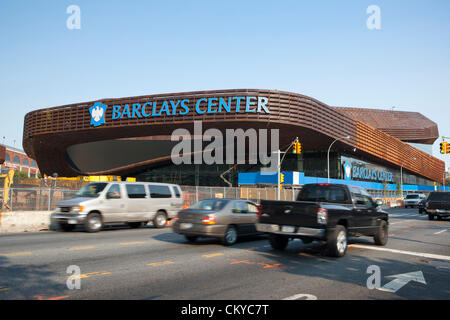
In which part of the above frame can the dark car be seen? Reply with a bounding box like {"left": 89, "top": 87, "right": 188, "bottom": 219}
{"left": 425, "top": 192, "right": 450, "bottom": 220}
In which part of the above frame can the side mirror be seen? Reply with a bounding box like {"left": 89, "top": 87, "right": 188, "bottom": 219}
{"left": 107, "top": 192, "right": 120, "bottom": 199}
{"left": 375, "top": 199, "right": 383, "bottom": 207}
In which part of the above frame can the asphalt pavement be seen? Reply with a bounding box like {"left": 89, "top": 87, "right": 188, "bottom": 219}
{"left": 0, "top": 208, "right": 448, "bottom": 300}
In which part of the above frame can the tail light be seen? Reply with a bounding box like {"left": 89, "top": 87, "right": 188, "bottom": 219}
{"left": 201, "top": 215, "right": 216, "bottom": 225}
{"left": 257, "top": 204, "right": 262, "bottom": 219}
{"left": 317, "top": 208, "right": 328, "bottom": 224}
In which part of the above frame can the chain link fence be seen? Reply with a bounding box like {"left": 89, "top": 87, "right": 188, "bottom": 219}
{"left": 0, "top": 186, "right": 301, "bottom": 212}
{"left": 0, "top": 188, "right": 78, "bottom": 211}
{"left": 1, "top": 184, "right": 405, "bottom": 212}
{"left": 180, "top": 186, "right": 302, "bottom": 208}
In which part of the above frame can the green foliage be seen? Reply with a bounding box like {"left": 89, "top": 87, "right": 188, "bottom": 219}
{"left": 13, "top": 170, "right": 29, "bottom": 179}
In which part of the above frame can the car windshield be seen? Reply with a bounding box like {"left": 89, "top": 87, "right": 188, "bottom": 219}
{"left": 190, "top": 199, "right": 229, "bottom": 211}
{"left": 76, "top": 183, "right": 108, "bottom": 198}
{"left": 427, "top": 192, "right": 450, "bottom": 202}
{"left": 406, "top": 195, "right": 419, "bottom": 199}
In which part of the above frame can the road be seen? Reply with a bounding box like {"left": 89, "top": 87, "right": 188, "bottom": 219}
{"left": 0, "top": 208, "right": 448, "bottom": 300}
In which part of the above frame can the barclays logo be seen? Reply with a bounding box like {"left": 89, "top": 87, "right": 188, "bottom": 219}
{"left": 89, "top": 102, "right": 107, "bottom": 127}
{"left": 343, "top": 161, "right": 352, "bottom": 181}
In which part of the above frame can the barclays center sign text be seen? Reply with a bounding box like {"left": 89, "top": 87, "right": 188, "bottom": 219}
{"left": 89, "top": 96, "right": 270, "bottom": 127}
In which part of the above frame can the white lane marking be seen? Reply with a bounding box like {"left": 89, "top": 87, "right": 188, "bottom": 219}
{"left": 378, "top": 271, "right": 426, "bottom": 293}
{"left": 283, "top": 293, "right": 318, "bottom": 300}
{"left": 348, "top": 244, "right": 450, "bottom": 261}
{"left": 433, "top": 229, "right": 447, "bottom": 235}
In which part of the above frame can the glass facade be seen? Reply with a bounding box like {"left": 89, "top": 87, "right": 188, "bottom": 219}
{"left": 132, "top": 150, "right": 434, "bottom": 187}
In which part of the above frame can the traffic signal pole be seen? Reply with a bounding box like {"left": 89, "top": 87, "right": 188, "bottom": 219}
{"left": 277, "top": 137, "right": 299, "bottom": 200}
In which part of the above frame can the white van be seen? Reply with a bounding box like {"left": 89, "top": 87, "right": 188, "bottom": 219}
{"left": 53, "top": 181, "right": 183, "bottom": 232}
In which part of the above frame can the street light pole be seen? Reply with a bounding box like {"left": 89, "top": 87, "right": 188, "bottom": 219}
{"left": 400, "top": 157, "right": 415, "bottom": 197}
{"left": 327, "top": 136, "right": 350, "bottom": 183}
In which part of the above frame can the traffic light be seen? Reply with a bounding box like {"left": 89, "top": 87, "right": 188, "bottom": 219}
{"left": 292, "top": 142, "right": 302, "bottom": 154}
{"left": 441, "top": 142, "right": 450, "bottom": 154}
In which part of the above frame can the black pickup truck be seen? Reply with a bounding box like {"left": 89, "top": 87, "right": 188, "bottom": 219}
{"left": 424, "top": 191, "right": 450, "bottom": 220}
{"left": 256, "top": 183, "right": 389, "bottom": 257}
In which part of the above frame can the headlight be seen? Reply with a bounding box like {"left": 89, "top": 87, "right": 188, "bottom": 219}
{"left": 72, "top": 206, "right": 84, "bottom": 213}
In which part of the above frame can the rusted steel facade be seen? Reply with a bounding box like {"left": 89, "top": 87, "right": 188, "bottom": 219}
{"left": 23, "top": 89, "right": 444, "bottom": 182}
{"left": 335, "top": 107, "right": 439, "bottom": 144}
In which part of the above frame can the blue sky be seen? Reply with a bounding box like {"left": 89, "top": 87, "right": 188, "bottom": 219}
{"left": 1, "top": 0, "right": 449, "bottom": 169}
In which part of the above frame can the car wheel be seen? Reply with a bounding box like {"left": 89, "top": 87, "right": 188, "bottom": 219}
{"left": 428, "top": 214, "right": 435, "bottom": 220}
{"left": 59, "top": 223, "right": 75, "bottom": 232}
{"left": 84, "top": 213, "right": 102, "bottom": 233}
{"left": 374, "top": 220, "right": 388, "bottom": 246}
{"left": 327, "top": 225, "right": 347, "bottom": 257}
{"left": 185, "top": 235, "right": 198, "bottom": 243}
{"left": 437, "top": 216, "right": 443, "bottom": 221}
{"left": 269, "top": 234, "right": 289, "bottom": 250}
{"left": 222, "top": 225, "right": 238, "bottom": 246}
{"left": 153, "top": 211, "right": 167, "bottom": 228}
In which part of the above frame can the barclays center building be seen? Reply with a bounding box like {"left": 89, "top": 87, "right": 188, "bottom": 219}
{"left": 23, "top": 89, "right": 445, "bottom": 193}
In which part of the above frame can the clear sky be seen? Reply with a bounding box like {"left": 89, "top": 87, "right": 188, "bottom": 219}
{"left": 1, "top": 0, "right": 449, "bottom": 169}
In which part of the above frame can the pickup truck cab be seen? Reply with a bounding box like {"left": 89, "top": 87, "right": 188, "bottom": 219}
{"left": 425, "top": 191, "right": 450, "bottom": 220}
{"left": 256, "top": 183, "right": 389, "bottom": 257}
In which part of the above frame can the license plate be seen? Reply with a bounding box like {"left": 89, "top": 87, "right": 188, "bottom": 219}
{"left": 68, "top": 219, "right": 77, "bottom": 224}
{"left": 281, "top": 226, "right": 295, "bottom": 233}
{"left": 438, "top": 209, "right": 446, "bottom": 213}
{"left": 180, "top": 223, "right": 193, "bottom": 230}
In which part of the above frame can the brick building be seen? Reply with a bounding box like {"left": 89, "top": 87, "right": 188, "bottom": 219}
{"left": 0, "top": 144, "right": 40, "bottom": 177}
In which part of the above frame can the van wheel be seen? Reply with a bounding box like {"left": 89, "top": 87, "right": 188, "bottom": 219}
{"left": 153, "top": 211, "right": 167, "bottom": 228}
{"left": 374, "top": 220, "right": 388, "bottom": 246}
{"left": 327, "top": 225, "right": 347, "bottom": 257}
{"left": 84, "top": 213, "right": 102, "bottom": 233}
{"left": 269, "top": 234, "right": 289, "bottom": 250}
{"left": 59, "top": 223, "right": 75, "bottom": 232}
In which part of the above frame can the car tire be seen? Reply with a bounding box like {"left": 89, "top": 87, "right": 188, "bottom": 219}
{"left": 59, "top": 223, "right": 75, "bottom": 232}
{"left": 153, "top": 211, "right": 167, "bottom": 228}
{"left": 84, "top": 213, "right": 102, "bottom": 233}
{"left": 374, "top": 220, "right": 388, "bottom": 246}
{"left": 185, "top": 235, "right": 198, "bottom": 243}
{"left": 269, "top": 234, "right": 289, "bottom": 251}
{"left": 222, "top": 225, "right": 238, "bottom": 246}
{"left": 428, "top": 214, "right": 435, "bottom": 220}
{"left": 327, "top": 225, "right": 347, "bottom": 257}
{"left": 437, "top": 216, "right": 443, "bottom": 221}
